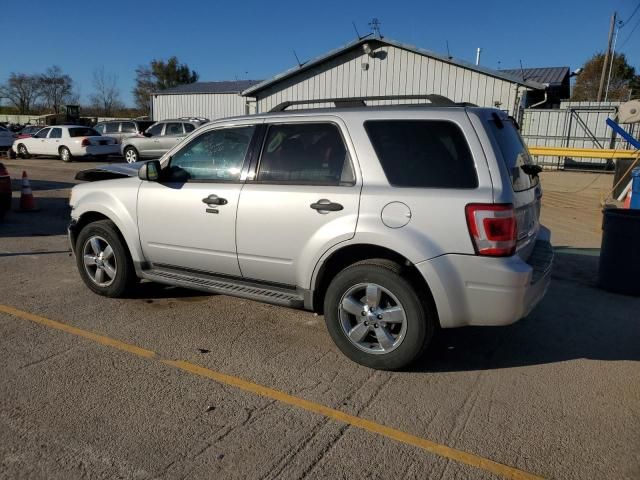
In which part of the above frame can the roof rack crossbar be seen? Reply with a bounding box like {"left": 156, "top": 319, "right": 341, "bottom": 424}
{"left": 269, "top": 94, "right": 460, "bottom": 112}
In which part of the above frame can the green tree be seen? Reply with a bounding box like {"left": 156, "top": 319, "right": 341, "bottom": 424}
{"left": 571, "top": 52, "right": 637, "bottom": 101}
{"left": 133, "top": 56, "right": 198, "bottom": 112}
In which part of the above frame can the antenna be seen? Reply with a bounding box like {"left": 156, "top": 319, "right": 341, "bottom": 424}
{"left": 352, "top": 21, "right": 362, "bottom": 40}
{"left": 519, "top": 60, "right": 526, "bottom": 81}
{"left": 446, "top": 40, "right": 452, "bottom": 60}
{"left": 369, "top": 18, "right": 382, "bottom": 37}
{"left": 293, "top": 50, "right": 305, "bottom": 67}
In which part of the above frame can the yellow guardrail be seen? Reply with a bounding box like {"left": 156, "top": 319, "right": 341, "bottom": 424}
{"left": 528, "top": 146, "right": 639, "bottom": 159}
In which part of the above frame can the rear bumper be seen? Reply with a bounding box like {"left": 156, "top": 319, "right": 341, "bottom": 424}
{"left": 416, "top": 227, "right": 553, "bottom": 328}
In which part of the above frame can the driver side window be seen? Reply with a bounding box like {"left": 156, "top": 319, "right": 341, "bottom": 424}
{"left": 169, "top": 126, "right": 256, "bottom": 181}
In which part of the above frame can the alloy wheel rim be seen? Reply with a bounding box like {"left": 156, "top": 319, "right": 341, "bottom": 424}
{"left": 82, "top": 235, "right": 117, "bottom": 287}
{"left": 125, "top": 150, "right": 136, "bottom": 163}
{"left": 61, "top": 149, "right": 69, "bottom": 160}
{"left": 338, "top": 283, "right": 407, "bottom": 355}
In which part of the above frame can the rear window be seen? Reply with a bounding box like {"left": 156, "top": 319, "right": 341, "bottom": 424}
{"left": 487, "top": 115, "right": 539, "bottom": 191}
{"left": 364, "top": 120, "right": 478, "bottom": 188}
{"left": 69, "top": 127, "right": 99, "bottom": 137}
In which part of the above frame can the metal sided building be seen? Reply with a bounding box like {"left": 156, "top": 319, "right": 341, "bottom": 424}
{"left": 151, "top": 80, "right": 261, "bottom": 121}
{"left": 242, "top": 36, "right": 544, "bottom": 115}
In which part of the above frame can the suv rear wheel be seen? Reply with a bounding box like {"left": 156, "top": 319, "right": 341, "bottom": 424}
{"left": 323, "top": 260, "right": 434, "bottom": 370}
{"left": 75, "top": 220, "right": 136, "bottom": 297}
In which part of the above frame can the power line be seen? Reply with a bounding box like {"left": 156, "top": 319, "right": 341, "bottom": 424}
{"left": 619, "top": 15, "right": 640, "bottom": 49}
{"left": 621, "top": 1, "right": 640, "bottom": 27}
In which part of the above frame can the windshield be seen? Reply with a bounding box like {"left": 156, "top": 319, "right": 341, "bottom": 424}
{"left": 69, "top": 127, "right": 100, "bottom": 137}
{"left": 487, "top": 114, "right": 539, "bottom": 192}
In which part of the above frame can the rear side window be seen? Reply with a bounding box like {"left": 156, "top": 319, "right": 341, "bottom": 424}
{"left": 184, "top": 123, "right": 195, "bottom": 133}
{"left": 165, "top": 122, "right": 183, "bottom": 135}
{"left": 105, "top": 123, "right": 119, "bottom": 134}
{"left": 364, "top": 120, "right": 477, "bottom": 188}
{"left": 121, "top": 122, "right": 136, "bottom": 133}
{"left": 486, "top": 116, "right": 539, "bottom": 191}
{"left": 257, "top": 123, "right": 354, "bottom": 185}
{"left": 69, "top": 128, "right": 99, "bottom": 137}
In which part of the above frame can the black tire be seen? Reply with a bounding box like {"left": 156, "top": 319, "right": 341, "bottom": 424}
{"left": 323, "top": 260, "right": 435, "bottom": 370}
{"left": 75, "top": 220, "right": 137, "bottom": 297}
{"left": 123, "top": 146, "right": 139, "bottom": 164}
{"left": 59, "top": 146, "right": 72, "bottom": 162}
{"left": 17, "top": 144, "right": 30, "bottom": 159}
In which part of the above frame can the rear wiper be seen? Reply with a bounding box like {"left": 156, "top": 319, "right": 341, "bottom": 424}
{"left": 521, "top": 164, "right": 542, "bottom": 177}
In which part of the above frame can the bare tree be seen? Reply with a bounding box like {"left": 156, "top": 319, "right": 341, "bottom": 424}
{"left": 0, "top": 73, "right": 42, "bottom": 114}
{"left": 89, "top": 67, "right": 123, "bottom": 116}
{"left": 39, "top": 66, "right": 74, "bottom": 114}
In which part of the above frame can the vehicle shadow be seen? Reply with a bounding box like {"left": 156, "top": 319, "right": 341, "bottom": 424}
{"left": 413, "top": 249, "right": 640, "bottom": 372}
{"left": 10, "top": 178, "right": 76, "bottom": 191}
{"left": 0, "top": 197, "right": 70, "bottom": 237}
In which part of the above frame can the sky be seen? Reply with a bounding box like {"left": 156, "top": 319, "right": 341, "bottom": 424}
{"left": 2, "top": 0, "right": 640, "bottom": 107}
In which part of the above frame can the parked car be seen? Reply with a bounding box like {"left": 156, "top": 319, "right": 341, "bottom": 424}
{"left": 16, "top": 125, "right": 45, "bottom": 139}
{"left": 0, "top": 125, "right": 16, "bottom": 150}
{"left": 0, "top": 162, "right": 11, "bottom": 219}
{"left": 93, "top": 120, "right": 154, "bottom": 144}
{"left": 120, "top": 118, "right": 208, "bottom": 163}
{"left": 69, "top": 103, "right": 552, "bottom": 370}
{"left": 13, "top": 125, "right": 119, "bottom": 162}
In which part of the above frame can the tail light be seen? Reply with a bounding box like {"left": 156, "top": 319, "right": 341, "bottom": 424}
{"left": 465, "top": 204, "right": 517, "bottom": 257}
{"left": 81, "top": 138, "right": 91, "bottom": 147}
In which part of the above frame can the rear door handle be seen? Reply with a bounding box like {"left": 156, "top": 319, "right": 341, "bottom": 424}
{"left": 202, "top": 194, "right": 228, "bottom": 206}
{"left": 310, "top": 199, "right": 343, "bottom": 212}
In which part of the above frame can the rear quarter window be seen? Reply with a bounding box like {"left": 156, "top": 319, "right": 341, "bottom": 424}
{"left": 364, "top": 120, "right": 478, "bottom": 188}
{"left": 486, "top": 115, "right": 539, "bottom": 192}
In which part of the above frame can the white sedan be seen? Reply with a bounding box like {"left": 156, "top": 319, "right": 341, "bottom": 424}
{"left": 13, "top": 125, "right": 119, "bottom": 162}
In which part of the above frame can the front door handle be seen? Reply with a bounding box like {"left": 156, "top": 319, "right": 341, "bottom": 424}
{"left": 310, "top": 199, "right": 343, "bottom": 212}
{"left": 202, "top": 194, "right": 228, "bottom": 206}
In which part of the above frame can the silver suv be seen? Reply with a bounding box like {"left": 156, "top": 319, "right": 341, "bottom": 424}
{"left": 120, "top": 118, "right": 208, "bottom": 163}
{"left": 69, "top": 101, "right": 552, "bottom": 370}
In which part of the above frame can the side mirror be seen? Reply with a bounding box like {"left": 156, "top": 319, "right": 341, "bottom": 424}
{"left": 138, "top": 160, "right": 161, "bottom": 181}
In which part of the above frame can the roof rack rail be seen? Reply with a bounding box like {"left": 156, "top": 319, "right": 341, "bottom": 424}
{"left": 269, "top": 94, "right": 471, "bottom": 112}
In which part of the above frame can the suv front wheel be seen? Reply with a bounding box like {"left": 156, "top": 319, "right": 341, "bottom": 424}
{"left": 324, "top": 260, "right": 434, "bottom": 370}
{"left": 75, "top": 220, "right": 136, "bottom": 297}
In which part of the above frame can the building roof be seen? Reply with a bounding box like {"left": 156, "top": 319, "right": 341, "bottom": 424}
{"left": 242, "top": 36, "right": 544, "bottom": 96}
{"left": 155, "top": 80, "right": 262, "bottom": 95}
{"left": 498, "top": 67, "right": 569, "bottom": 86}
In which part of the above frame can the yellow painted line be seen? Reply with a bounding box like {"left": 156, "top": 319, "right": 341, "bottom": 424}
{"left": 0, "top": 304, "right": 155, "bottom": 359}
{"left": 528, "top": 146, "right": 639, "bottom": 159}
{"left": 0, "top": 304, "right": 543, "bottom": 480}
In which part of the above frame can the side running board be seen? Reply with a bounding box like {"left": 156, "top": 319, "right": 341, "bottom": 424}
{"left": 141, "top": 266, "right": 305, "bottom": 308}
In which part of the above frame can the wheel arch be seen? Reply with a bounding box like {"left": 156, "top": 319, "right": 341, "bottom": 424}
{"left": 310, "top": 243, "right": 439, "bottom": 325}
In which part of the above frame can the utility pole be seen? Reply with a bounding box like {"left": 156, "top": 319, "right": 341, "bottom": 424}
{"left": 597, "top": 12, "right": 617, "bottom": 101}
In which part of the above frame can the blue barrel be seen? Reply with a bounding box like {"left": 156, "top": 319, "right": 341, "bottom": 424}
{"left": 598, "top": 208, "right": 640, "bottom": 295}
{"left": 632, "top": 167, "right": 640, "bottom": 209}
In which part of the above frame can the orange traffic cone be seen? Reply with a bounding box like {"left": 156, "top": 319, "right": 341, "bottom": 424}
{"left": 18, "top": 171, "right": 38, "bottom": 212}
